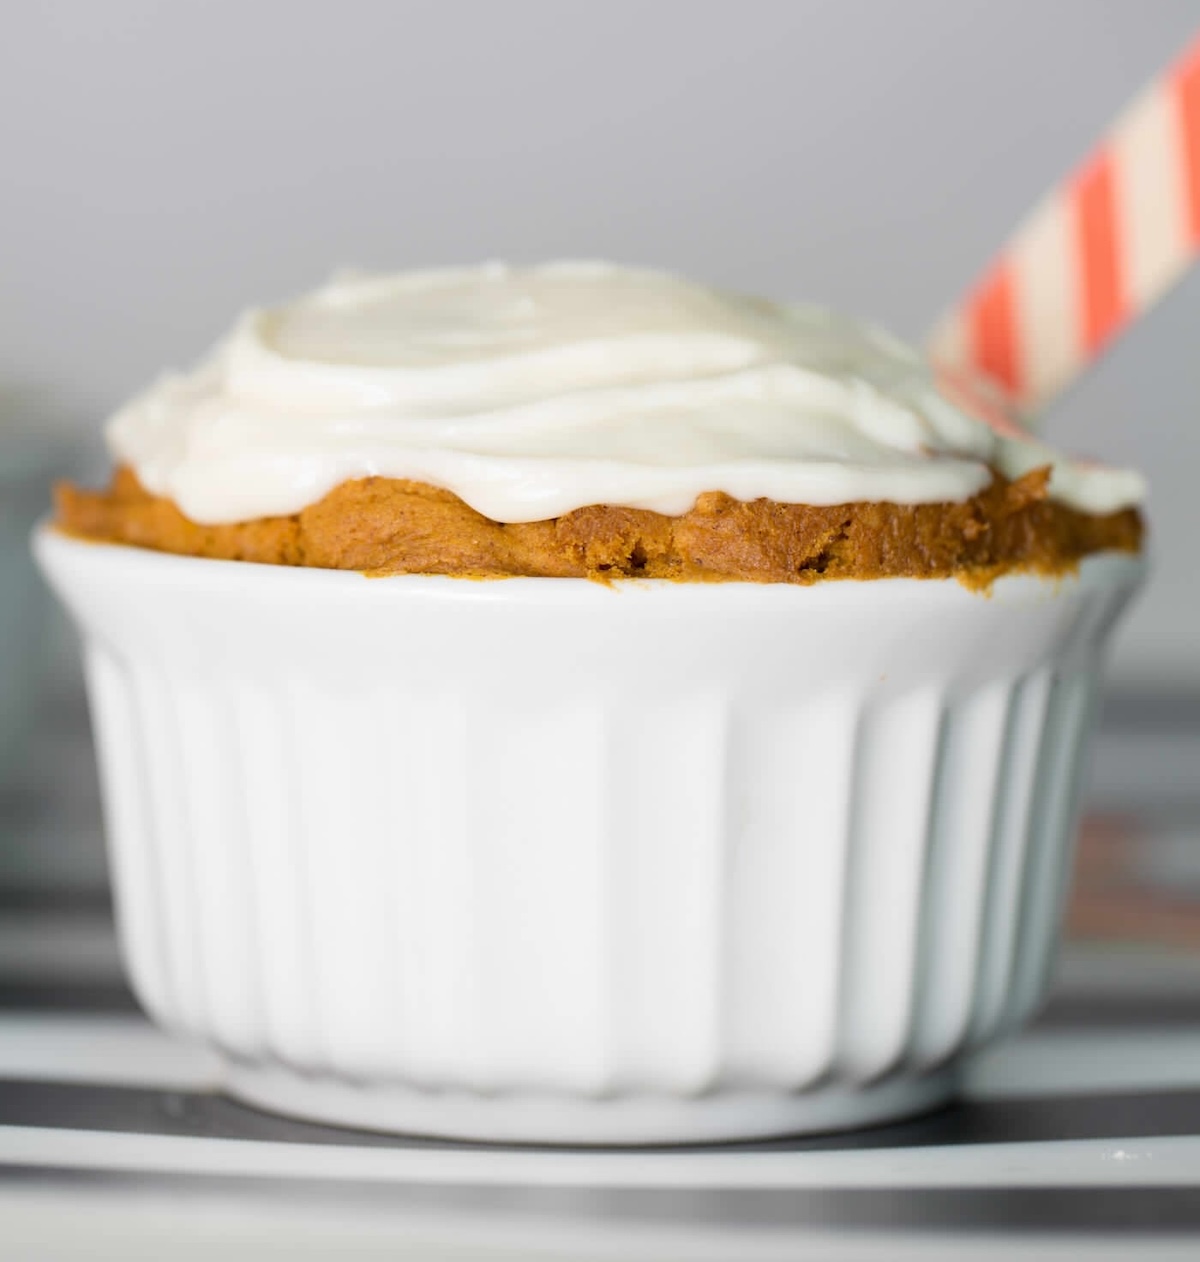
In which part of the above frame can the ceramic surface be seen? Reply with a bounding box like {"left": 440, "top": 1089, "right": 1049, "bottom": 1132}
{"left": 35, "top": 529, "right": 1143, "bottom": 1142}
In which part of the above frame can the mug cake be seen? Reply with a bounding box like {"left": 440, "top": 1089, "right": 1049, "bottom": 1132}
{"left": 38, "top": 263, "right": 1145, "bottom": 1142}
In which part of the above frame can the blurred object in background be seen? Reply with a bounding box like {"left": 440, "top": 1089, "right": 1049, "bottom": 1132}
{"left": 0, "top": 387, "right": 67, "bottom": 792}
{"left": 0, "top": 382, "right": 104, "bottom": 1004}
{"left": 1072, "top": 813, "right": 1200, "bottom": 953}
{"left": 1075, "top": 691, "right": 1200, "bottom": 954}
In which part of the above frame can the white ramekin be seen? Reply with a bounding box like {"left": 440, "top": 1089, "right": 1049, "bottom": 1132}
{"left": 35, "top": 527, "right": 1143, "bottom": 1144}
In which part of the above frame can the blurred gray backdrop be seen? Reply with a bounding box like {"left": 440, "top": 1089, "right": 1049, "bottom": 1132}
{"left": 1, "top": 0, "right": 1196, "bottom": 689}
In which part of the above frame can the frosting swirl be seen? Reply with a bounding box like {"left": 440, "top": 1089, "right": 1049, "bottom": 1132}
{"left": 108, "top": 262, "right": 1145, "bottom": 524}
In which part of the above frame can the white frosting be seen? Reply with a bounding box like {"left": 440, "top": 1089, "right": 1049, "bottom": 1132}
{"left": 108, "top": 262, "right": 1145, "bottom": 524}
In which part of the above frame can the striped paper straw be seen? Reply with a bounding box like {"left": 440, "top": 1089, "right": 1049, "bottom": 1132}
{"left": 928, "top": 33, "right": 1200, "bottom": 422}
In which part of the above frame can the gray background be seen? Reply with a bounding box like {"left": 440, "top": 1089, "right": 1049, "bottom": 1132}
{"left": 2, "top": 0, "right": 1196, "bottom": 688}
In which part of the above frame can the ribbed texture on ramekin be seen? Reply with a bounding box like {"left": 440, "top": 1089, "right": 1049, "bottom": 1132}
{"left": 37, "top": 532, "right": 1142, "bottom": 1140}
{"left": 86, "top": 648, "right": 1095, "bottom": 1093}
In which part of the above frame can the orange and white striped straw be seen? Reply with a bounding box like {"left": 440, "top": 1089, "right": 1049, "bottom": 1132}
{"left": 928, "top": 33, "right": 1200, "bottom": 423}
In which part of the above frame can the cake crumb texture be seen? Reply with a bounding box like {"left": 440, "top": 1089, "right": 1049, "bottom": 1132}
{"left": 55, "top": 466, "right": 1143, "bottom": 585}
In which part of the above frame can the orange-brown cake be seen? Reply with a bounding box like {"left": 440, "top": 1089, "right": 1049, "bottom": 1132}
{"left": 57, "top": 464, "right": 1141, "bottom": 585}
